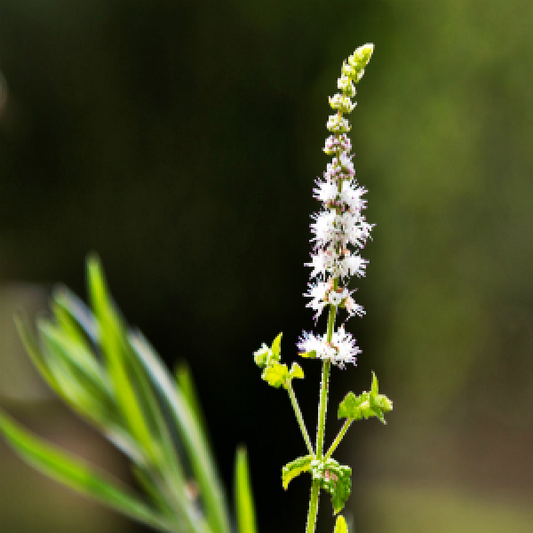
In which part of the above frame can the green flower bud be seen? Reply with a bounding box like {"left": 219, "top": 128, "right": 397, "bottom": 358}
{"left": 253, "top": 343, "right": 270, "bottom": 368}
{"left": 337, "top": 76, "right": 356, "bottom": 98}
{"left": 347, "top": 43, "right": 374, "bottom": 83}
{"left": 348, "top": 43, "right": 374, "bottom": 70}
{"left": 329, "top": 93, "right": 356, "bottom": 114}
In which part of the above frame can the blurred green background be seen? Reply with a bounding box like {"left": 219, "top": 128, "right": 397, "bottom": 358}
{"left": 1, "top": 1, "right": 533, "bottom": 532}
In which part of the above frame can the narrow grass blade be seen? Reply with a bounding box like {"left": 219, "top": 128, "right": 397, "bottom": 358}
{"left": 14, "top": 313, "right": 60, "bottom": 394}
{"left": 86, "top": 255, "right": 156, "bottom": 462}
{"left": 0, "top": 411, "right": 176, "bottom": 533}
{"left": 175, "top": 361, "right": 211, "bottom": 447}
{"left": 234, "top": 446, "right": 258, "bottom": 533}
{"left": 130, "top": 331, "right": 231, "bottom": 533}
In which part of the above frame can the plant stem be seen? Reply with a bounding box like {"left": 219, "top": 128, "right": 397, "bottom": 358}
{"left": 287, "top": 385, "right": 314, "bottom": 455}
{"left": 305, "top": 479, "right": 321, "bottom": 533}
{"left": 324, "top": 419, "right": 352, "bottom": 460}
{"left": 315, "top": 359, "right": 331, "bottom": 459}
{"left": 306, "top": 296, "right": 337, "bottom": 533}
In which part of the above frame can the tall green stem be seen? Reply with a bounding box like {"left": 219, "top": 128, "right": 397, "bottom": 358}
{"left": 305, "top": 479, "right": 321, "bottom": 533}
{"left": 306, "top": 297, "right": 337, "bottom": 533}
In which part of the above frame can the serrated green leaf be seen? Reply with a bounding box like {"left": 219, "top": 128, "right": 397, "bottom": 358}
{"left": 376, "top": 394, "right": 393, "bottom": 413}
{"left": 234, "top": 446, "right": 257, "bottom": 533}
{"left": 0, "top": 411, "right": 174, "bottom": 532}
{"left": 261, "top": 363, "right": 289, "bottom": 389}
{"left": 281, "top": 455, "right": 313, "bottom": 490}
{"left": 337, "top": 392, "right": 363, "bottom": 420}
{"left": 289, "top": 362, "right": 304, "bottom": 380}
{"left": 334, "top": 515, "right": 348, "bottom": 533}
{"left": 311, "top": 458, "right": 351, "bottom": 515}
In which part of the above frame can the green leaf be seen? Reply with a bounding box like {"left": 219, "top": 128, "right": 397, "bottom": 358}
{"left": 334, "top": 515, "right": 348, "bottom": 533}
{"left": 52, "top": 286, "right": 99, "bottom": 344}
{"left": 298, "top": 350, "right": 317, "bottom": 359}
{"left": 0, "top": 411, "right": 174, "bottom": 532}
{"left": 86, "top": 255, "right": 157, "bottom": 462}
{"left": 38, "top": 321, "right": 113, "bottom": 409}
{"left": 281, "top": 455, "right": 313, "bottom": 490}
{"left": 261, "top": 363, "right": 289, "bottom": 389}
{"left": 337, "top": 392, "right": 364, "bottom": 420}
{"left": 234, "top": 446, "right": 257, "bottom": 533}
{"left": 176, "top": 360, "right": 211, "bottom": 447}
{"left": 371, "top": 371, "right": 379, "bottom": 396}
{"left": 13, "top": 313, "right": 61, "bottom": 395}
{"left": 271, "top": 332, "right": 283, "bottom": 362}
{"left": 130, "top": 331, "right": 231, "bottom": 533}
{"left": 289, "top": 362, "right": 304, "bottom": 380}
{"left": 338, "top": 373, "right": 393, "bottom": 425}
{"left": 311, "top": 458, "right": 351, "bottom": 515}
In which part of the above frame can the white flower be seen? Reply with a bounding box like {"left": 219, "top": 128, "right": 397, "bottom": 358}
{"left": 344, "top": 295, "right": 365, "bottom": 318}
{"left": 328, "top": 288, "right": 349, "bottom": 306}
{"left": 331, "top": 325, "right": 361, "bottom": 367}
{"left": 306, "top": 247, "right": 338, "bottom": 279}
{"left": 329, "top": 93, "right": 356, "bottom": 114}
{"left": 338, "top": 152, "right": 355, "bottom": 177}
{"left": 313, "top": 178, "right": 338, "bottom": 205}
{"left": 297, "top": 325, "right": 360, "bottom": 368}
{"left": 337, "top": 76, "right": 356, "bottom": 97}
{"left": 339, "top": 182, "right": 367, "bottom": 213}
{"left": 304, "top": 280, "right": 331, "bottom": 320}
{"left": 327, "top": 114, "right": 351, "bottom": 133}
{"left": 310, "top": 210, "right": 339, "bottom": 247}
{"left": 341, "top": 253, "right": 368, "bottom": 278}
{"left": 323, "top": 134, "right": 352, "bottom": 156}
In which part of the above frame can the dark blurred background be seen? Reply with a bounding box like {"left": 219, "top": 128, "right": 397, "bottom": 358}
{"left": 1, "top": 1, "right": 533, "bottom": 532}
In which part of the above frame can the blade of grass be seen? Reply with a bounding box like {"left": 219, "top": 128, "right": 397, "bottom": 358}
{"left": 38, "top": 320, "right": 113, "bottom": 408}
{"left": 130, "top": 330, "right": 231, "bottom": 533}
{"left": 234, "top": 446, "right": 258, "bottom": 533}
{"left": 14, "top": 313, "right": 60, "bottom": 394}
{"left": 16, "top": 311, "right": 144, "bottom": 465}
{"left": 0, "top": 411, "right": 177, "bottom": 533}
{"left": 175, "top": 361, "right": 211, "bottom": 448}
{"left": 86, "top": 255, "right": 157, "bottom": 463}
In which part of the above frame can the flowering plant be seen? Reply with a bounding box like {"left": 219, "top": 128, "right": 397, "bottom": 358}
{"left": 0, "top": 43, "right": 391, "bottom": 533}
{"left": 254, "top": 43, "right": 393, "bottom": 533}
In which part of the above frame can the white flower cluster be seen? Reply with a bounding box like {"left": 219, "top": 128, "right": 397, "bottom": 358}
{"left": 300, "top": 44, "right": 374, "bottom": 368}
{"left": 297, "top": 326, "right": 362, "bottom": 369}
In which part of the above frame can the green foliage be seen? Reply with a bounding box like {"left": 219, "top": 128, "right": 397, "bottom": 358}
{"left": 282, "top": 455, "right": 314, "bottom": 490}
{"left": 282, "top": 455, "right": 351, "bottom": 515}
{"left": 0, "top": 255, "right": 257, "bottom": 533}
{"left": 310, "top": 458, "right": 351, "bottom": 516}
{"left": 0, "top": 412, "right": 175, "bottom": 532}
{"left": 333, "top": 515, "right": 348, "bottom": 533}
{"left": 338, "top": 372, "right": 393, "bottom": 424}
{"left": 234, "top": 446, "right": 258, "bottom": 533}
{"left": 255, "top": 334, "right": 304, "bottom": 389}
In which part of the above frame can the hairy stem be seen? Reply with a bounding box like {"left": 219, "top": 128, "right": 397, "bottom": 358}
{"left": 305, "top": 479, "right": 321, "bottom": 533}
